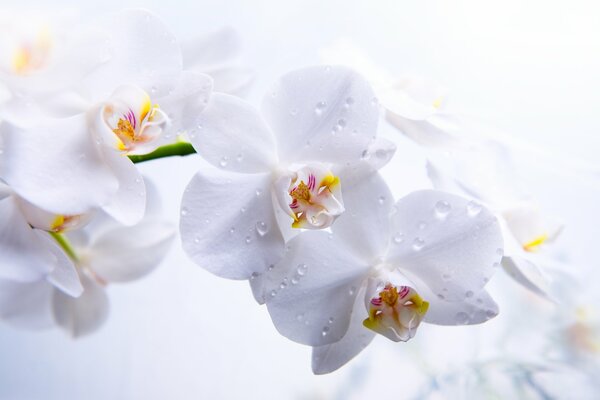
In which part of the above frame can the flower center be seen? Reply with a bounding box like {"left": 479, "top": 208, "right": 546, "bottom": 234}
{"left": 283, "top": 164, "right": 344, "bottom": 229}
{"left": 102, "top": 85, "right": 169, "bottom": 153}
{"left": 363, "top": 283, "right": 429, "bottom": 342}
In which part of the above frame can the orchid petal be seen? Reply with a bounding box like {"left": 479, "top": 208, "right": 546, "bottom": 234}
{"left": 386, "top": 190, "right": 503, "bottom": 302}
{"left": 180, "top": 168, "right": 284, "bottom": 280}
{"left": 36, "top": 231, "right": 82, "bottom": 297}
{"left": 207, "top": 66, "right": 254, "bottom": 95}
{"left": 52, "top": 273, "right": 109, "bottom": 338}
{"left": 0, "top": 115, "right": 118, "bottom": 215}
{"left": 335, "top": 137, "right": 397, "bottom": 186}
{"left": 386, "top": 111, "right": 464, "bottom": 149}
{"left": 502, "top": 203, "right": 563, "bottom": 252}
{"left": 261, "top": 65, "right": 379, "bottom": 164}
{"left": 190, "top": 93, "right": 278, "bottom": 173}
{"left": 181, "top": 27, "right": 242, "bottom": 69}
{"left": 81, "top": 9, "right": 182, "bottom": 102}
{"left": 330, "top": 172, "right": 393, "bottom": 260}
{"left": 100, "top": 149, "right": 146, "bottom": 226}
{"left": 502, "top": 255, "right": 552, "bottom": 299}
{"left": 89, "top": 219, "right": 175, "bottom": 283}
{"left": 0, "top": 278, "right": 54, "bottom": 329}
{"left": 264, "top": 231, "right": 368, "bottom": 346}
{"left": 0, "top": 196, "right": 53, "bottom": 281}
{"left": 312, "top": 284, "right": 375, "bottom": 374}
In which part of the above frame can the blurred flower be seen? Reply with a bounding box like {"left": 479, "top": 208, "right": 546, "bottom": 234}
{"left": 257, "top": 173, "right": 503, "bottom": 374}
{"left": 180, "top": 65, "right": 388, "bottom": 281}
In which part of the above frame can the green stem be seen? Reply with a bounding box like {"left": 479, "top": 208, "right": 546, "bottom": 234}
{"left": 49, "top": 232, "right": 79, "bottom": 262}
{"left": 128, "top": 142, "right": 197, "bottom": 164}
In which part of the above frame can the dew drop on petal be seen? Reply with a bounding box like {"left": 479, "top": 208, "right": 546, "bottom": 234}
{"left": 412, "top": 238, "right": 425, "bottom": 251}
{"left": 291, "top": 276, "right": 299, "bottom": 285}
{"left": 250, "top": 272, "right": 259, "bottom": 281}
{"left": 245, "top": 236, "right": 252, "bottom": 244}
{"left": 378, "top": 196, "right": 386, "bottom": 205}
{"left": 442, "top": 273, "right": 452, "bottom": 281}
{"left": 236, "top": 153, "right": 243, "bottom": 162}
{"left": 297, "top": 264, "right": 307, "bottom": 276}
{"left": 467, "top": 201, "right": 482, "bottom": 217}
{"left": 240, "top": 207, "right": 246, "bottom": 213}
{"left": 193, "top": 237, "right": 200, "bottom": 244}
{"left": 255, "top": 221, "right": 269, "bottom": 236}
{"left": 455, "top": 312, "right": 470, "bottom": 324}
{"left": 328, "top": 317, "right": 334, "bottom": 324}
{"left": 349, "top": 286, "right": 356, "bottom": 296}
{"left": 296, "top": 313, "right": 304, "bottom": 322}
{"left": 434, "top": 200, "right": 451, "bottom": 219}
{"left": 180, "top": 208, "right": 189, "bottom": 217}
{"left": 219, "top": 156, "right": 228, "bottom": 168}
{"left": 270, "top": 290, "right": 277, "bottom": 298}
{"left": 465, "top": 290, "right": 474, "bottom": 298}
{"left": 229, "top": 227, "right": 235, "bottom": 234}
{"left": 321, "top": 326, "right": 330, "bottom": 337}
{"left": 345, "top": 97, "right": 354, "bottom": 106}
{"left": 370, "top": 97, "right": 379, "bottom": 107}
{"left": 315, "top": 101, "right": 327, "bottom": 115}
{"left": 268, "top": 264, "right": 275, "bottom": 272}
{"left": 255, "top": 188, "right": 262, "bottom": 197}
{"left": 393, "top": 233, "right": 405, "bottom": 244}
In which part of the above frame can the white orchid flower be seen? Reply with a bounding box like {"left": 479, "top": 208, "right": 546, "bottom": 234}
{"left": 0, "top": 183, "right": 175, "bottom": 337}
{"left": 256, "top": 173, "right": 503, "bottom": 374}
{"left": 181, "top": 27, "right": 254, "bottom": 95}
{"left": 0, "top": 181, "right": 83, "bottom": 329}
{"left": 426, "top": 140, "right": 564, "bottom": 300}
{"left": 180, "top": 65, "right": 390, "bottom": 281}
{"left": 0, "top": 9, "right": 213, "bottom": 226}
{"left": 321, "top": 40, "right": 465, "bottom": 149}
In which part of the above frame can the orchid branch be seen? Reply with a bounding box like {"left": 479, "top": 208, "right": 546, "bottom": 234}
{"left": 128, "top": 142, "right": 197, "bottom": 164}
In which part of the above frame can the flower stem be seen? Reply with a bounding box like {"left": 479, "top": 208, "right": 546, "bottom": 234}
{"left": 128, "top": 142, "right": 197, "bottom": 164}
{"left": 49, "top": 232, "right": 79, "bottom": 262}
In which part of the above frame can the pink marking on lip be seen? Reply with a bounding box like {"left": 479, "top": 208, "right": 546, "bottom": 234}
{"left": 290, "top": 199, "right": 298, "bottom": 209}
{"left": 125, "top": 109, "right": 137, "bottom": 129}
{"left": 308, "top": 174, "right": 316, "bottom": 190}
{"left": 398, "top": 286, "right": 410, "bottom": 299}
{"left": 371, "top": 298, "right": 382, "bottom": 306}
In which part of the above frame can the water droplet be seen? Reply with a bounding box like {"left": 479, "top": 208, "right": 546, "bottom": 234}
{"left": 135, "top": 178, "right": 142, "bottom": 184}
{"left": 296, "top": 313, "right": 304, "bottom": 321}
{"left": 245, "top": 236, "right": 252, "bottom": 244}
{"left": 442, "top": 273, "right": 452, "bottom": 281}
{"left": 315, "top": 101, "right": 327, "bottom": 115}
{"left": 297, "top": 264, "right": 307, "bottom": 276}
{"left": 349, "top": 286, "right": 356, "bottom": 296}
{"left": 437, "top": 293, "right": 445, "bottom": 300}
{"left": 240, "top": 207, "right": 246, "bottom": 213}
{"left": 291, "top": 276, "right": 299, "bottom": 285}
{"left": 219, "top": 156, "right": 228, "bottom": 168}
{"left": 393, "top": 233, "right": 404, "bottom": 244}
{"left": 465, "top": 290, "right": 474, "bottom": 298}
{"left": 434, "top": 201, "right": 451, "bottom": 219}
{"left": 455, "top": 312, "right": 470, "bottom": 324}
{"left": 236, "top": 153, "right": 243, "bottom": 162}
{"left": 412, "top": 238, "right": 425, "bottom": 251}
{"left": 345, "top": 97, "right": 354, "bottom": 106}
{"left": 321, "top": 326, "right": 330, "bottom": 337}
{"left": 268, "top": 264, "right": 275, "bottom": 272}
{"left": 270, "top": 290, "right": 277, "bottom": 298}
{"left": 229, "top": 227, "right": 235, "bottom": 234}
{"left": 328, "top": 317, "right": 334, "bottom": 324}
{"left": 361, "top": 149, "right": 369, "bottom": 159}
{"left": 370, "top": 97, "right": 379, "bottom": 107}
{"left": 180, "top": 208, "right": 189, "bottom": 216}
{"left": 150, "top": 86, "right": 157, "bottom": 94}
{"left": 255, "top": 221, "right": 269, "bottom": 236}
{"left": 250, "top": 272, "right": 259, "bottom": 281}
{"left": 418, "top": 221, "right": 427, "bottom": 230}
{"left": 337, "top": 119, "right": 346, "bottom": 128}
{"left": 194, "top": 237, "right": 200, "bottom": 244}
{"left": 280, "top": 278, "right": 288, "bottom": 289}
{"left": 378, "top": 196, "right": 386, "bottom": 205}
{"left": 255, "top": 189, "right": 262, "bottom": 196}
{"left": 467, "top": 201, "right": 482, "bottom": 217}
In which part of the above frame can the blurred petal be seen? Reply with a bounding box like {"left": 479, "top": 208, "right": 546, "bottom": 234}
{"left": 386, "top": 110, "right": 464, "bottom": 149}
{"left": 89, "top": 219, "right": 175, "bottom": 283}
{"left": 0, "top": 115, "right": 118, "bottom": 215}
{"left": 207, "top": 66, "right": 254, "bottom": 95}
{"left": 261, "top": 65, "right": 379, "bottom": 164}
{"left": 52, "top": 273, "right": 109, "bottom": 338}
{"left": 81, "top": 9, "right": 182, "bottom": 101}
{"left": 100, "top": 149, "right": 146, "bottom": 226}
{"left": 312, "top": 284, "right": 375, "bottom": 374}
{"left": 180, "top": 168, "right": 284, "bottom": 279}
{"left": 191, "top": 93, "right": 278, "bottom": 173}
{"left": 502, "top": 203, "right": 563, "bottom": 252}
{"left": 0, "top": 196, "right": 53, "bottom": 281}
{"left": 264, "top": 231, "right": 368, "bottom": 346}
{"left": 0, "top": 278, "right": 54, "bottom": 329}
{"left": 387, "top": 190, "right": 503, "bottom": 302}
{"left": 502, "top": 255, "right": 552, "bottom": 300}
{"left": 331, "top": 172, "right": 394, "bottom": 260}
{"left": 182, "top": 27, "right": 242, "bottom": 69}
{"left": 36, "top": 231, "right": 82, "bottom": 297}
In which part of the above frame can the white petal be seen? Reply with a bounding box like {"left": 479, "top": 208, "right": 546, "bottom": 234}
{"left": 0, "top": 196, "right": 54, "bottom": 281}
{"left": 100, "top": 148, "right": 146, "bottom": 226}
{"left": 386, "top": 111, "right": 464, "bottom": 149}
{"left": 52, "top": 273, "right": 109, "bottom": 338}
{"left": 181, "top": 27, "right": 242, "bottom": 69}
{"left": 206, "top": 66, "right": 254, "bottom": 95}
{"left": 264, "top": 231, "right": 368, "bottom": 346}
{"left": 0, "top": 278, "right": 54, "bottom": 329}
{"left": 330, "top": 172, "right": 394, "bottom": 260}
{"left": 81, "top": 9, "right": 182, "bottom": 102}
{"left": 312, "top": 284, "right": 375, "bottom": 374}
{"left": 36, "top": 231, "right": 82, "bottom": 297}
{"left": 386, "top": 190, "right": 503, "bottom": 302}
{"left": 261, "top": 65, "right": 379, "bottom": 165}
{"left": 335, "top": 137, "right": 397, "bottom": 186}
{"left": 180, "top": 168, "right": 284, "bottom": 279}
{"left": 502, "top": 203, "right": 563, "bottom": 251}
{"left": 190, "top": 93, "right": 278, "bottom": 173}
{"left": 501, "top": 255, "right": 552, "bottom": 299}
{"left": 158, "top": 71, "right": 213, "bottom": 137}
{"left": 0, "top": 115, "right": 118, "bottom": 215}
{"left": 89, "top": 218, "right": 175, "bottom": 283}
